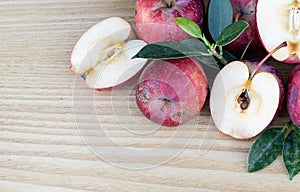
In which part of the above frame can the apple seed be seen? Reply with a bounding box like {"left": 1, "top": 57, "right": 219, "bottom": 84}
{"left": 237, "top": 88, "right": 250, "bottom": 111}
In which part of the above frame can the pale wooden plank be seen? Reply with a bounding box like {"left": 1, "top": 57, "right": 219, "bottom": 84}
{"left": 0, "top": 0, "right": 299, "bottom": 191}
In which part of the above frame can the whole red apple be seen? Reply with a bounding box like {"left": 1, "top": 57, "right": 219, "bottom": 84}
{"left": 135, "top": 58, "right": 208, "bottom": 126}
{"left": 225, "top": 0, "right": 266, "bottom": 59}
{"left": 134, "top": 0, "right": 204, "bottom": 43}
{"left": 287, "top": 65, "right": 300, "bottom": 126}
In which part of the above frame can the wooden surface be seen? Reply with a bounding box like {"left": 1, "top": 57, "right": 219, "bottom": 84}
{"left": 1, "top": 0, "right": 300, "bottom": 191}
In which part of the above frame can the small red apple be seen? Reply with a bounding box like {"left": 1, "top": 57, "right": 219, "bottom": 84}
{"left": 134, "top": 0, "right": 204, "bottom": 43}
{"left": 135, "top": 57, "right": 208, "bottom": 126}
{"left": 225, "top": 0, "right": 266, "bottom": 59}
{"left": 287, "top": 65, "right": 300, "bottom": 126}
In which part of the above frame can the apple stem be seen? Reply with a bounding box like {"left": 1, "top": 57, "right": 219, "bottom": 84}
{"left": 250, "top": 41, "right": 287, "bottom": 80}
{"left": 163, "top": 0, "right": 173, "bottom": 8}
{"left": 235, "top": 13, "right": 243, "bottom": 22}
{"left": 210, "top": 48, "right": 228, "bottom": 65}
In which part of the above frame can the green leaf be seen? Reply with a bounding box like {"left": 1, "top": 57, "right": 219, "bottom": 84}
{"left": 133, "top": 43, "right": 186, "bottom": 60}
{"left": 174, "top": 17, "right": 202, "bottom": 39}
{"left": 216, "top": 21, "right": 249, "bottom": 47}
{"left": 248, "top": 128, "right": 284, "bottom": 173}
{"left": 133, "top": 40, "right": 212, "bottom": 60}
{"left": 181, "top": 39, "right": 219, "bottom": 69}
{"left": 283, "top": 130, "right": 300, "bottom": 180}
{"left": 133, "top": 39, "right": 222, "bottom": 70}
{"left": 292, "top": 123, "right": 300, "bottom": 136}
{"left": 208, "top": 0, "right": 233, "bottom": 41}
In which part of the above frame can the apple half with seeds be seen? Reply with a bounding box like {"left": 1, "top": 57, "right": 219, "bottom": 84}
{"left": 257, "top": 0, "right": 300, "bottom": 63}
{"left": 71, "top": 17, "right": 148, "bottom": 90}
{"left": 210, "top": 43, "right": 286, "bottom": 139}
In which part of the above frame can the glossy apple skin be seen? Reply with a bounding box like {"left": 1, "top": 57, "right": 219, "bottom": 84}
{"left": 287, "top": 65, "right": 300, "bottom": 126}
{"left": 225, "top": 0, "right": 266, "bottom": 59}
{"left": 246, "top": 61, "right": 285, "bottom": 120}
{"left": 134, "top": 0, "right": 204, "bottom": 43}
{"left": 135, "top": 58, "right": 208, "bottom": 126}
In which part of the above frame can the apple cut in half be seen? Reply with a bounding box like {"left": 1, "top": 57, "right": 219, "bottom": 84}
{"left": 210, "top": 61, "right": 283, "bottom": 139}
{"left": 257, "top": 0, "right": 300, "bottom": 63}
{"left": 71, "top": 17, "right": 147, "bottom": 90}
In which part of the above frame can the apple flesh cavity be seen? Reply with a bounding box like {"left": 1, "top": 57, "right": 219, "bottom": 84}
{"left": 210, "top": 60, "right": 284, "bottom": 139}
{"left": 135, "top": 58, "right": 208, "bottom": 127}
{"left": 256, "top": 0, "right": 300, "bottom": 63}
{"left": 134, "top": 0, "right": 204, "bottom": 43}
{"left": 225, "top": 0, "right": 266, "bottom": 59}
{"left": 287, "top": 65, "right": 300, "bottom": 126}
{"left": 70, "top": 17, "right": 148, "bottom": 90}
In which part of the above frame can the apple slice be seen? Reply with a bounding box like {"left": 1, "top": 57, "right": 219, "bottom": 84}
{"left": 257, "top": 0, "right": 300, "bottom": 63}
{"left": 210, "top": 42, "right": 286, "bottom": 139}
{"left": 71, "top": 17, "right": 147, "bottom": 90}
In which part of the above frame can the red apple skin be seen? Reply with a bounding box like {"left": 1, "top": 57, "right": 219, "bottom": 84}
{"left": 246, "top": 61, "right": 285, "bottom": 120}
{"left": 287, "top": 65, "right": 300, "bottom": 126}
{"left": 134, "top": 0, "right": 204, "bottom": 43}
{"left": 282, "top": 54, "right": 300, "bottom": 64}
{"left": 225, "top": 0, "right": 266, "bottom": 59}
{"left": 135, "top": 58, "right": 208, "bottom": 126}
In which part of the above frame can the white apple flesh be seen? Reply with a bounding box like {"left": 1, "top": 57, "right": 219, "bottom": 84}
{"left": 71, "top": 17, "right": 148, "bottom": 90}
{"left": 257, "top": 0, "right": 300, "bottom": 63}
{"left": 210, "top": 43, "right": 286, "bottom": 139}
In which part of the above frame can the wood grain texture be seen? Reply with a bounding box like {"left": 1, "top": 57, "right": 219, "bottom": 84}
{"left": 1, "top": 0, "right": 300, "bottom": 191}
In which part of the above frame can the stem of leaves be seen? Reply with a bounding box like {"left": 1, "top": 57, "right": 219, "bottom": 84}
{"left": 283, "top": 121, "right": 293, "bottom": 136}
{"left": 199, "top": 34, "right": 228, "bottom": 65}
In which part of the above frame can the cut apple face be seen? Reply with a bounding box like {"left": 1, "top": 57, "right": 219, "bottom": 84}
{"left": 210, "top": 61, "right": 280, "bottom": 139}
{"left": 71, "top": 17, "right": 147, "bottom": 90}
{"left": 257, "top": 0, "right": 300, "bottom": 63}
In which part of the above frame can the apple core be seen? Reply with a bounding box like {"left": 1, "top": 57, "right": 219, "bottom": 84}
{"left": 97, "top": 42, "right": 124, "bottom": 65}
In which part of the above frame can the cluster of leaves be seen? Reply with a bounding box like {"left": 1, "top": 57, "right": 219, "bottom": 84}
{"left": 134, "top": 0, "right": 249, "bottom": 69}
{"left": 248, "top": 122, "right": 300, "bottom": 180}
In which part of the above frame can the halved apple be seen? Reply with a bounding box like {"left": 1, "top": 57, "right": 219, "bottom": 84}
{"left": 257, "top": 0, "right": 300, "bottom": 63}
{"left": 71, "top": 17, "right": 147, "bottom": 90}
{"left": 210, "top": 60, "right": 283, "bottom": 139}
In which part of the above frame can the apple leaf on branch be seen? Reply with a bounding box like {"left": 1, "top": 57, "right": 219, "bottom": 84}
{"left": 248, "top": 128, "right": 285, "bottom": 173}
{"left": 248, "top": 121, "right": 300, "bottom": 180}
{"left": 216, "top": 21, "right": 249, "bottom": 47}
{"left": 133, "top": 43, "right": 187, "bottom": 60}
{"left": 181, "top": 39, "right": 219, "bottom": 68}
{"left": 134, "top": 17, "right": 248, "bottom": 68}
{"left": 283, "top": 130, "right": 300, "bottom": 180}
{"left": 174, "top": 17, "right": 202, "bottom": 39}
{"left": 208, "top": 0, "right": 233, "bottom": 42}
{"left": 133, "top": 40, "right": 220, "bottom": 69}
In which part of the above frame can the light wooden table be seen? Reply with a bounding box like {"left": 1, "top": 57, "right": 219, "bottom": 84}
{"left": 1, "top": 0, "right": 299, "bottom": 191}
